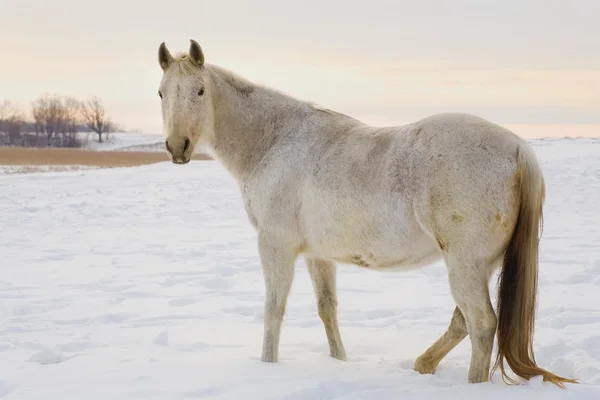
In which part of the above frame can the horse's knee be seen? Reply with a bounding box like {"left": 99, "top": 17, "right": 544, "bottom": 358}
{"left": 480, "top": 310, "right": 497, "bottom": 333}
{"left": 466, "top": 309, "right": 496, "bottom": 347}
{"left": 265, "top": 298, "right": 286, "bottom": 321}
{"left": 480, "top": 313, "right": 497, "bottom": 340}
{"left": 448, "top": 307, "right": 468, "bottom": 338}
{"left": 317, "top": 296, "right": 337, "bottom": 322}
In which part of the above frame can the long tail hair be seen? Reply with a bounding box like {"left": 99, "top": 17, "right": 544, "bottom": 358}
{"left": 492, "top": 143, "right": 577, "bottom": 388}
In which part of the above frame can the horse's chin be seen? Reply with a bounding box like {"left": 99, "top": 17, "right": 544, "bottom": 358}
{"left": 166, "top": 151, "right": 192, "bottom": 165}
{"left": 171, "top": 157, "right": 191, "bottom": 165}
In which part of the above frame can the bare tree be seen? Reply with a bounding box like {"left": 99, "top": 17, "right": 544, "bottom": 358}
{"left": 29, "top": 94, "right": 88, "bottom": 147}
{"left": 0, "top": 100, "right": 25, "bottom": 145}
{"left": 2, "top": 94, "right": 120, "bottom": 148}
{"left": 31, "top": 98, "right": 45, "bottom": 143}
{"left": 103, "top": 119, "right": 126, "bottom": 142}
{"left": 80, "top": 96, "right": 108, "bottom": 143}
{"left": 62, "top": 96, "right": 82, "bottom": 141}
{"left": 31, "top": 94, "right": 65, "bottom": 145}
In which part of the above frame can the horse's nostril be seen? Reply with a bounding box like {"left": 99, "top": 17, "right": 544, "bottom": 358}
{"left": 183, "top": 138, "right": 190, "bottom": 152}
{"left": 165, "top": 140, "right": 172, "bottom": 154}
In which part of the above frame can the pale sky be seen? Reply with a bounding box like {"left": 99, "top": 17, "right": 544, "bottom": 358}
{"left": 1, "top": 0, "right": 599, "bottom": 137}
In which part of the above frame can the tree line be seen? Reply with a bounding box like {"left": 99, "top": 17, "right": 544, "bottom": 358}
{"left": 0, "top": 94, "right": 122, "bottom": 148}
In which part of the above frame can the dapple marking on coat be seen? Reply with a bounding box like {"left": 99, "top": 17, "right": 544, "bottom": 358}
{"left": 156, "top": 39, "right": 577, "bottom": 388}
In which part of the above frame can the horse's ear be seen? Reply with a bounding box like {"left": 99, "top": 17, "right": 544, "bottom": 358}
{"left": 158, "top": 42, "right": 173, "bottom": 71}
{"left": 189, "top": 39, "right": 205, "bottom": 67}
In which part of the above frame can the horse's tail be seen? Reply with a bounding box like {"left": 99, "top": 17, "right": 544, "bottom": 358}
{"left": 491, "top": 142, "right": 577, "bottom": 388}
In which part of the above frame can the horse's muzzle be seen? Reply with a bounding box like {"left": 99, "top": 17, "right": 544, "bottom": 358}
{"left": 165, "top": 137, "right": 192, "bottom": 164}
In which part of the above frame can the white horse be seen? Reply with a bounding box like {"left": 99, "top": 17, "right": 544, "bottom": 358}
{"left": 156, "top": 40, "right": 576, "bottom": 388}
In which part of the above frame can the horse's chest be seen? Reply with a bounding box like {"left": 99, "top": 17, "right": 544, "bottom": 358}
{"left": 241, "top": 188, "right": 299, "bottom": 232}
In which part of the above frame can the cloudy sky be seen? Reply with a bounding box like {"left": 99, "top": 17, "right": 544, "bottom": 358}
{"left": 1, "top": 0, "right": 598, "bottom": 137}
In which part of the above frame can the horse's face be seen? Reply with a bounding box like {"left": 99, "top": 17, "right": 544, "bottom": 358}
{"left": 157, "top": 40, "right": 212, "bottom": 164}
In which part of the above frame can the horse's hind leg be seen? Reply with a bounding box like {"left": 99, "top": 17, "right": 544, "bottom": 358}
{"left": 443, "top": 253, "right": 497, "bottom": 383}
{"left": 414, "top": 306, "right": 467, "bottom": 374}
{"left": 306, "top": 257, "right": 347, "bottom": 361}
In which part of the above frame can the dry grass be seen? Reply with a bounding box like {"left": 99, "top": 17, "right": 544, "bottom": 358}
{"left": 0, "top": 147, "right": 211, "bottom": 167}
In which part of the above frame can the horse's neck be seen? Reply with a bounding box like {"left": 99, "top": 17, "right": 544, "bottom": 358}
{"left": 206, "top": 66, "right": 309, "bottom": 181}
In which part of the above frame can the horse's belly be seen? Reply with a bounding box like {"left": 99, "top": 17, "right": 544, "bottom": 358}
{"left": 302, "top": 207, "right": 441, "bottom": 271}
{"left": 328, "top": 245, "right": 442, "bottom": 272}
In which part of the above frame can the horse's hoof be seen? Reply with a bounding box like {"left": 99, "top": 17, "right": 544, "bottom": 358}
{"left": 330, "top": 352, "right": 347, "bottom": 361}
{"left": 261, "top": 355, "right": 278, "bottom": 363}
{"left": 414, "top": 357, "right": 436, "bottom": 375}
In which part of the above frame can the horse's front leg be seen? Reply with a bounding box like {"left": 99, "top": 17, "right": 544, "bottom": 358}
{"left": 258, "top": 231, "right": 297, "bottom": 363}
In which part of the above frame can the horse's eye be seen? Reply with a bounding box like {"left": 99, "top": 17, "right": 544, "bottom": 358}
{"left": 158, "top": 91, "right": 163, "bottom": 99}
{"left": 198, "top": 87, "right": 205, "bottom": 96}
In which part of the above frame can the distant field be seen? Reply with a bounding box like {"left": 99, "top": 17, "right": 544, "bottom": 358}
{"left": 0, "top": 146, "right": 211, "bottom": 167}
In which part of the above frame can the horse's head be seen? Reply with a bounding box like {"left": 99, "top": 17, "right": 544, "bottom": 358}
{"left": 157, "top": 40, "right": 213, "bottom": 164}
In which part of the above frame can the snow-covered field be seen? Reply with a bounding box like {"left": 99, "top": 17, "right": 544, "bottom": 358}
{"left": 82, "top": 131, "right": 211, "bottom": 154}
{"left": 0, "top": 165, "right": 102, "bottom": 175}
{"left": 1, "top": 138, "right": 599, "bottom": 399}
{"left": 83, "top": 131, "right": 164, "bottom": 152}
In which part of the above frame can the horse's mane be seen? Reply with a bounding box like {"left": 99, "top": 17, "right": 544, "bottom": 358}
{"left": 206, "top": 64, "right": 255, "bottom": 96}
{"left": 307, "top": 102, "right": 359, "bottom": 121}
{"left": 174, "top": 53, "right": 360, "bottom": 122}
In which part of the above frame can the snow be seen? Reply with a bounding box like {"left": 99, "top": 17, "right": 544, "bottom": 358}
{"left": 0, "top": 165, "right": 102, "bottom": 175}
{"left": 82, "top": 131, "right": 163, "bottom": 152}
{"left": 81, "top": 131, "right": 206, "bottom": 153}
{"left": 1, "top": 138, "right": 599, "bottom": 399}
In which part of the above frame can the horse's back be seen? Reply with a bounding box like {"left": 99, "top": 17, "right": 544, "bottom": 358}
{"left": 299, "top": 112, "right": 527, "bottom": 266}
